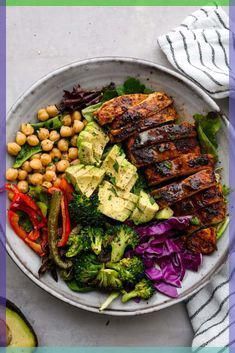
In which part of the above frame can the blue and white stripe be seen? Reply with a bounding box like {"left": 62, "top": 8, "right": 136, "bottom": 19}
{"left": 158, "top": 6, "right": 230, "bottom": 99}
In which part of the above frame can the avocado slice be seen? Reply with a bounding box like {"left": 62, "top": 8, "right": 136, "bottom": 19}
{"left": 3, "top": 299, "right": 38, "bottom": 350}
{"left": 155, "top": 207, "right": 174, "bottom": 220}
{"left": 77, "top": 122, "right": 109, "bottom": 165}
{"left": 131, "top": 190, "right": 159, "bottom": 225}
{"left": 102, "top": 145, "right": 124, "bottom": 176}
{"left": 98, "top": 181, "right": 137, "bottom": 222}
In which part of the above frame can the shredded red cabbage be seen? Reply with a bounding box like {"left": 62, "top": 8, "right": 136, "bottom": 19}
{"left": 134, "top": 217, "right": 202, "bottom": 298}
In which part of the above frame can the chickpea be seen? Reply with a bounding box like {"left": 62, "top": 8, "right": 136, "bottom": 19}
{"left": 42, "top": 181, "right": 53, "bottom": 189}
{"left": 16, "top": 131, "right": 26, "bottom": 146}
{"left": 60, "top": 126, "right": 73, "bottom": 138}
{"left": 70, "top": 159, "right": 80, "bottom": 166}
{"left": 41, "top": 153, "right": 52, "bottom": 166}
{"left": 50, "top": 148, "right": 62, "bottom": 160}
{"left": 30, "top": 153, "right": 41, "bottom": 160}
{"left": 56, "top": 160, "right": 70, "bottom": 173}
{"left": 38, "top": 128, "right": 50, "bottom": 141}
{"left": 46, "top": 164, "right": 56, "bottom": 172}
{"left": 62, "top": 115, "right": 72, "bottom": 126}
{"left": 68, "top": 147, "right": 78, "bottom": 160}
{"left": 49, "top": 130, "right": 60, "bottom": 142}
{"left": 70, "top": 135, "right": 78, "bottom": 147}
{"left": 17, "top": 180, "right": 29, "bottom": 193}
{"left": 30, "top": 173, "right": 43, "bottom": 186}
{"left": 53, "top": 178, "right": 61, "bottom": 187}
{"left": 57, "top": 139, "right": 69, "bottom": 152}
{"left": 18, "top": 169, "right": 28, "bottom": 181}
{"left": 73, "top": 120, "right": 84, "bottom": 134}
{"left": 8, "top": 191, "right": 14, "bottom": 201}
{"left": 27, "top": 135, "right": 39, "bottom": 147}
{"left": 46, "top": 105, "right": 59, "bottom": 118}
{"left": 29, "top": 159, "right": 42, "bottom": 170}
{"left": 72, "top": 111, "right": 82, "bottom": 121}
{"left": 22, "top": 161, "right": 32, "bottom": 173}
{"left": 37, "top": 109, "right": 49, "bottom": 122}
{"left": 7, "top": 142, "right": 21, "bottom": 156}
{"left": 44, "top": 170, "right": 56, "bottom": 182}
{"left": 6, "top": 168, "right": 18, "bottom": 181}
{"left": 41, "top": 139, "right": 54, "bottom": 152}
{"left": 21, "top": 123, "right": 34, "bottom": 136}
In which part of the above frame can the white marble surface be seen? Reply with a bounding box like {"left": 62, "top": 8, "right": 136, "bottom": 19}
{"left": 6, "top": 6, "right": 228, "bottom": 346}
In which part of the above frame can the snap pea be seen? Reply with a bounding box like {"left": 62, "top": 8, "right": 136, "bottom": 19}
{"left": 48, "top": 191, "right": 72, "bottom": 270}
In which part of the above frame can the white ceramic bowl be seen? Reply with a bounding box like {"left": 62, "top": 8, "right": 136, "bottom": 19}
{"left": 6, "top": 57, "right": 229, "bottom": 316}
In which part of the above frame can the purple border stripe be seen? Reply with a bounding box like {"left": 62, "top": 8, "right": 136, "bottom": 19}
{"left": 230, "top": 3, "right": 235, "bottom": 350}
{"left": 0, "top": 0, "right": 6, "bottom": 348}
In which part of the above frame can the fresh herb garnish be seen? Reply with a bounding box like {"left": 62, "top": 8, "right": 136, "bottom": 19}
{"left": 190, "top": 216, "right": 201, "bottom": 226}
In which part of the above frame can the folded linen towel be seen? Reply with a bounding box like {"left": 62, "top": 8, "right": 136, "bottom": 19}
{"left": 158, "top": 6, "right": 229, "bottom": 99}
{"left": 186, "top": 266, "right": 230, "bottom": 349}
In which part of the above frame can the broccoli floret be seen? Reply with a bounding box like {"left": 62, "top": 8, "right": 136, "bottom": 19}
{"left": 86, "top": 226, "right": 103, "bottom": 255}
{"left": 106, "top": 257, "right": 144, "bottom": 284}
{"left": 110, "top": 225, "right": 139, "bottom": 262}
{"left": 121, "top": 278, "right": 155, "bottom": 303}
{"left": 66, "top": 226, "right": 90, "bottom": 258}
{"left": 96, "top": 265, "right": 123, "bottom": 291}
{"left": 69, "top": 193, "right": 107, "bottom": 227}
{"left": 74, "top": 253, "right": 102, "bottom": 285}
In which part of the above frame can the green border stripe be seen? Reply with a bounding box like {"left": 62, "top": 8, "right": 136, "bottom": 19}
{"left": 6, "top": 0, "right": 229, "bottom": 5}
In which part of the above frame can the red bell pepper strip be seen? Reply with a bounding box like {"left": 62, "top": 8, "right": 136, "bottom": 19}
{"left": 57, "top": 193, "right": 71, "bottom": 247}
{"left": 28, "top": 230, "right": 41, "bottom": 241}
{"left": 8, "top": 210, "right": 27, "bottom": 240}
{"left": 8, "top": 210, "right": 44, "bottom": 256}
{"left": 10, "top": 201, "right": 46, "bottom": 230}
{"left": 59, "top": 178, "right": 74, "bottom": 202}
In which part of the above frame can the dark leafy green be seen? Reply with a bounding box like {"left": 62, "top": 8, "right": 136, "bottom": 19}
{"left": 31, "top": 115, "right": 62, "bottom": 131}
{"left": 194, "top": 112, "right": 222, "bottom": 159}
{"left": 13, "top": 144, "right": 42, "bottom": 168}
{"left": 17, "top": 211, "right": 33, "bottom": 233}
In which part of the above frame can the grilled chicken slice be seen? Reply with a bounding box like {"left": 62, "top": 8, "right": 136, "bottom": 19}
{"left": 128, "top": 122, "right": 196, "bottom": 150}
{"left": 145, "top": 153, "right": 215, "bottom": 186}
{"left": 128, "top": 138, "right": 200, "bottom": 167}
{"left": 173, "top": 184, "right": 223, "bottom": 216}
{"left": 109, "top": 106, "right": 177, "bottom": 143}
{"left": 185, "top": 227, "right": 217, "bottom": 255}
{"left": 94, "top": 94, "right": 147, "bottom": 125}
{"left": 187, "top": 201, "right": 226, "bottom": 233}
{"left": 111, "top": 92, "right": 173, "bottom": 130}
{"left": 151, "top": 168, "right": 216, "bottom": 208}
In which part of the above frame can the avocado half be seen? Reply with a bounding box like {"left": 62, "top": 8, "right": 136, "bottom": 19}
{"left": 0, "top": 299, "right": 38, "bottom": 349}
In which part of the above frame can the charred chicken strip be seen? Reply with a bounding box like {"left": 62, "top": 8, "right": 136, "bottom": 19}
{"left": 128, "top": 138, "right": 200, "bottom": 167}
{"left": 151, "top": 168, "right": 216, "bottom": 208}
{"left": 94, "top": 94, "right": 147, "bottom": 125}
{"left": 109, "top": 106, "right": 177, "bottom": 143}
{"left": 111, "top": 92, "right": 173, "bottom": 130}
{"left": 128, "top": 122, "right": 196, "bottom": 150}
{"left": 187, "top": 201, "right": 226, "bottom": 234}
{"left": 173, "top": 184, "right": 223, "bottom": 216}
{"left": 185, "top": 227, "right": 217, "bottom": 255}
{"left": 145, "top": 153, "right": 214, "bottom": 186}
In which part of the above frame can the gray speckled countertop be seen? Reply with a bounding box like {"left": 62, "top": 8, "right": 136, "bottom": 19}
{"left": 6, "top": 6, "right": 228, "bottom": 346}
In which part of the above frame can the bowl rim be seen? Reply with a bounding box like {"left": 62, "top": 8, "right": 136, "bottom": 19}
{"left": 6, "top": 56, "right": 228, "bottom": 316}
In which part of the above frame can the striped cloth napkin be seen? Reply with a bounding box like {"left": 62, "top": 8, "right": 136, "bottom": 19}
{"left": 158, "top": 6, "right": 229, "bottom": 99}
{"left": 158, "top": 6, "right": 230, "bottom": 347}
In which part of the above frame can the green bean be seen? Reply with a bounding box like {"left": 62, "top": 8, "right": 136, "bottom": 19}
{"left": 48, "top": 191, "right": 72, "bottom": 269}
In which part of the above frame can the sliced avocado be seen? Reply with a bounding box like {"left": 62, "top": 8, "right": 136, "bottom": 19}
{"left": 131, "top": 190, "right": 159, "bottom": 225}
{"left": 155, "top": 207, "right": 174, "bottom": 220}
{"left": 65, "top": 164, "right": 84, "bottom": 184}
{"left": 75, "top": 166, "right": 105, "bottom": 197}
{"left": 77, "top": 122, "right": 109, "bottom": 165}
{"left": 98, "top": 181, "right": 136, "bottom": 222}
{"left": 114, "top": 156, "right": 138, "bottom": 191}
{"left": 102, "top": 145, "right": 124, "bottom": 176}
{"left": 5, "top": 299, "right": 38, "bottom": 350}
{"left": 79, "top": 141, "right": 96, "bottom": 165}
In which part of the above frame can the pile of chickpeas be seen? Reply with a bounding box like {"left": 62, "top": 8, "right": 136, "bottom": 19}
{"left": 6, "top": 105, "right": 86, "bottom": 198}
